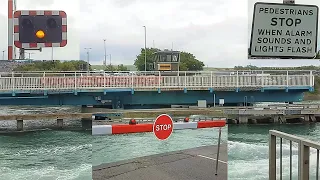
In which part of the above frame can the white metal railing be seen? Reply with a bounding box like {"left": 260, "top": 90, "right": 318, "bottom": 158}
{"left": 0, "top": 71, "right": 314, "bottom": 91}
{"left": 269, "top": 130, "right": 320, "bottom": 180}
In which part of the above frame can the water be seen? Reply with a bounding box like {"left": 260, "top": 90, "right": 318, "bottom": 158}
{"left": 0, "top": 106, "right": 91, "bottom": 180}
{"left": 0, "top": 130, "right": 92, "bottom": 180}
{"left": 228, "top": 124, "right": 320, "bottom": 180}
{"left": 93, "top": 126, "right": 228, "bottom": 166}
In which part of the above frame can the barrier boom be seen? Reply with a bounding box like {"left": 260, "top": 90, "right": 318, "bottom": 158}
{"left": 92, "top": 120, "right": 226, "bottom": 135}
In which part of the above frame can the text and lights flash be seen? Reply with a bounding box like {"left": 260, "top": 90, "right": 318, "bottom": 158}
{"left": 36, "top": 30, "right": 45, "bottom": 39}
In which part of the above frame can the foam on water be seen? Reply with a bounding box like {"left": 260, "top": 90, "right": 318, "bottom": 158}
{"left": 0, "top": 163, "right": 92, "bottom": 180}
{"left": 229, "top": 124, "right": 320, "bottom": 180}
{"left": 0, "top": 130, "right": 91, "bottom": 180}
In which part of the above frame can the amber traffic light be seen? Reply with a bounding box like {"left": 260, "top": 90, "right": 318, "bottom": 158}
{"left": 36, "top": 30, "right": 45, "bottom": 39}
{"left": 14, "top": 10, "right": 67, "bottom": 48}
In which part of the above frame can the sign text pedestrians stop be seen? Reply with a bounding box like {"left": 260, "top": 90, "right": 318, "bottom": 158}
{"left": 153, "top": 114, "right": 173, "bottom": 140}
{"left": 249, "top": 2, "right": 319, "bottom": 58}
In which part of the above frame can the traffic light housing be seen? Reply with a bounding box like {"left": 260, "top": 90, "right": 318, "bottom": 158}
{"left": 13, "top": 10, "right": 67, "bottom": 48}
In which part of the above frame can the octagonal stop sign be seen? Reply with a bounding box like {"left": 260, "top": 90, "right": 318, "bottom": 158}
{"left": 153, "top": 114, "right": 173, "bottom": 140}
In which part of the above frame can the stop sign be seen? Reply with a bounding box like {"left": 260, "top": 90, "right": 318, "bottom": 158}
{"left": 153, "top": 114, "right": 173, "bottom": 140}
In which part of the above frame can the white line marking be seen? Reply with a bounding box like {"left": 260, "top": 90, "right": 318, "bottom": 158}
{"left": 197, "top": 155, "right": 228, "bottom": 164}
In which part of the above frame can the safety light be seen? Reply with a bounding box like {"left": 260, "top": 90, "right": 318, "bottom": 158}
{"left": 36, "top": 30, "right": 45, "bottom": 39}
{"left": 14, "top": 10, "right": 67, "bottom": 48}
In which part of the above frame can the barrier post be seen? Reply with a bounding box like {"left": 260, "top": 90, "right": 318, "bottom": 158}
{"left": 215, "top": 127, "right": 222, "bottom": 175}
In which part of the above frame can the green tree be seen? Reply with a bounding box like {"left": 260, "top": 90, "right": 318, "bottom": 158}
{"left": 13, "top": 60, "right": 91, "bottom": 71}
{"left": 105, "top": 64, "right": 115, "bottom": 71}
{"left": 134, "top": 48, "right": 160, "bottom": 71}
{"left": 179, "top": 52, "right": 204, "bottom": 71}
{"left": 117, "top": 64, "right": 128, "bottom": 71}
{"left": 133, "top": 48, "right": 204, "bottom": 71}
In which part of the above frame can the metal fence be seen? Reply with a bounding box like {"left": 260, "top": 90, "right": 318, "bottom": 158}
{"left": 269, "top": 130, "right": 320, "bottom": 180}
{"left": 0, "top": 71, "right": 314, "bottom": 91}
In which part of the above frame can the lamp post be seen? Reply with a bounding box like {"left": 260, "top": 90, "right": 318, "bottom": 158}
{"left": 143, "top": 26, "right": 147, "bottom": 72}
{"left": 84, "top": 48, "right": 92, "bottom": 74}
{"left": 103, "top": 39, "right": 107, "bottom": 68}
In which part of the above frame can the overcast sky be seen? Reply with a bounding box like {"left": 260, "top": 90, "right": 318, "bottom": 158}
{"left": 0, "top": 0, "right": 80, "bottom": 60}
{"left": 79, "top": 0, "right": 320, "bottom": 67}
{"left": 1, "top": 0, "right": 320, "bottom": 67}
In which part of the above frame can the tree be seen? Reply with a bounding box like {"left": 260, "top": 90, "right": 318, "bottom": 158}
{"left": 134, "top": 48, "right": 160, "bottom": 71}
{"left": 117, "top": 64, "right": 128, "bottom": 71}
{"left": 104, "top": 64, "right": 128, "bottom": 71}
{"left": 179, "top": 52, "right": 204, "bottom": 71}
{"left": 105, "top": 64, "right": 115, "bottom": 71}
{"left": 13, "top": 60, "right": 91, "bottom": 71}
{"left": 133, "top": 48, "right": 205, "bottom": 71}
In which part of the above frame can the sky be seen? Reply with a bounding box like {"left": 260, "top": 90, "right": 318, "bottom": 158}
{"left": 79, "top": 0, "right": 320, "bottom": 67}
{"left": 0, "top": 0, "right": 319, "bottom": 67}
{"left": 0, "top": 0, "right": 80, "bottom": 60}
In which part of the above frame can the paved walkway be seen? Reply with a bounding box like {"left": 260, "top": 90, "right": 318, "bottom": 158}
{"left": 93, "top": 144, "right": 227, "bottom": 180}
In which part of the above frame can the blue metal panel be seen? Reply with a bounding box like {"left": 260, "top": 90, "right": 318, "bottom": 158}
{"left": 0, "top": 89, "right": 307, "bottom": 106}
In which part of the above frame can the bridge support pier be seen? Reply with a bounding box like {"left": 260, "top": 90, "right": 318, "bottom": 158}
{"left": 81, "top": 119, "right": 92, "bottom": 130}
{"left": 273, "top": 115, "right": 286, "bottom": 123}
{"left": 238, "top": 115, "right": 248, "bottom": 124}
{"left": 16, "top": 119, "right": 23, "bottom": 131}
{"left": 304, "top": 115, "right": 316, "bottom": 122}
{"left": 57, "top": 119, "right": 63, "bottom": 129}
{"left": 249, "top": 119, "right": 257, "bottom": 124}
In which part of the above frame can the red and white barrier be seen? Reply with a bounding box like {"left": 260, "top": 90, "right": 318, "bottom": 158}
{"left": 92, "top": 120, "right": 226, "bottom": 135}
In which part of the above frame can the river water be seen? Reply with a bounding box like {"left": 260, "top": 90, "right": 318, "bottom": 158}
{"left": 0, "top": 106, "right": 92, "bottom": 180}
{"left": 228, "top": 124, "right": 320, "bottom": 180}
{"left": 0, "top": 102, "right": 319, "bottom": 180}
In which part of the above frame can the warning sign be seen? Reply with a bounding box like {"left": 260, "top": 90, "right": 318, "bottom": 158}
{"left": 249, "top": 2, "right": 319, "bottom": 58}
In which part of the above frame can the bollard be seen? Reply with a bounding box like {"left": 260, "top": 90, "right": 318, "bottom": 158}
{"left": 57, "top": 118, "right": 63, "bottom": 129}
{"left": 16, "top": 119, "right": 23, "bottom": 131}
{"left": 215, "top": 127, "right": 222, "bottom": 176}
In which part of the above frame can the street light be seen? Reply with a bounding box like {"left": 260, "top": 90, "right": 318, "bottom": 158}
{"left": 143, "top": 26, "right": 147, "bottom": 72}
{"left": 103, "top": 39, "right": 107, "bottom": 68}
{"left": 84, "top": 48, "right": 92, "bottom": 73}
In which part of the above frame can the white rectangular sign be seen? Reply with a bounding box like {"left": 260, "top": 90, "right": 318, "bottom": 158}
{"left": 249, "top": 2, "right": 319, "bottom": 58}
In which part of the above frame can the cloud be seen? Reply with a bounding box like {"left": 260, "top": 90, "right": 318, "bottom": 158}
{"left": 79, "top": 0, "right": 320, "bottom": 67}
{"left": 79, "top": 0, "right": 251, "bottom": 67}
{"left": 0, "top": 0, "right": 80, "bottom": 60}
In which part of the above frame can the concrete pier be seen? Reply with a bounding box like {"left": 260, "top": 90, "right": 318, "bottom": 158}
{"left": 57, "top": 119, "right": 63, "bottom": 129}
{"left": 16, "top": 119, "right": 23, "bottom": 131}
{"left": 238, "top": 116, "right": 248, "bottom": 124}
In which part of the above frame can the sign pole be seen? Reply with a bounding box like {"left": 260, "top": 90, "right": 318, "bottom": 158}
{"left": 215, "top": 127, "right": 222, "bottom": 176}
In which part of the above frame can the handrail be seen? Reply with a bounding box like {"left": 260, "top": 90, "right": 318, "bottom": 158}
{"left": 269, "top": 130, "right": 320, "bottom": 180}
{"left": 0, "top": 70, "right": 316, "bottom": 74}
{"left": 0, "top": 71, "right": 314, "bottom": 91}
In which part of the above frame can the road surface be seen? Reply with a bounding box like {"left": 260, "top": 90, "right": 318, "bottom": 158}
{"left": 93, "top": 144, "right": 227, "bottom": 180}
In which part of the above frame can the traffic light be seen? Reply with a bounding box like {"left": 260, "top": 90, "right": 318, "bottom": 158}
{"left": 13, "top": 10, "right": 67, "bottom": 48}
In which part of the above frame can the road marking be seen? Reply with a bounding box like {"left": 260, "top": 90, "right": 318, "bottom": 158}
{"left": 197, "top": 155, "right": 227, "bottom": 164}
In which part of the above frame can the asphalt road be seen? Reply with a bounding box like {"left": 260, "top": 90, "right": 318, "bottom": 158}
{"left": 93, "top": 144, "right": 227, "bottom": 180}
